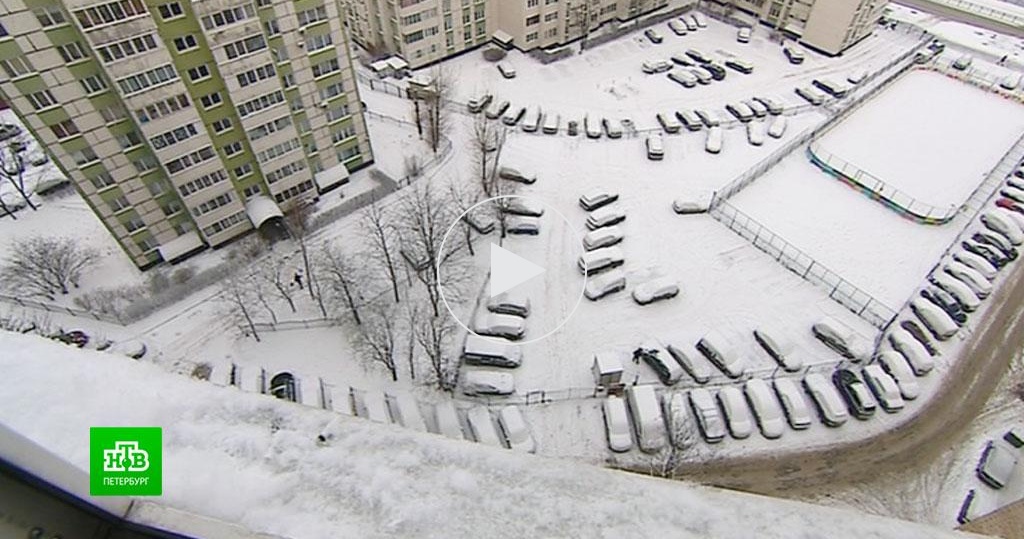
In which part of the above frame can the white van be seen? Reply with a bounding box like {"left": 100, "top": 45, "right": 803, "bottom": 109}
{"left": 744, "top": 378, "right": 785, "bottom": 439}
{"left": 717, "top": 386, "right": 754, "bottom": 439}
{"left": 746, "top": 121, "right": 765, "bottom": 146}
{"left": 390, "top": 392, "right": 427, "bottom": 432}
{"left": 767, "top": 115, "right": 787, "bottom": 139}
{"left": 487, "top": 290, "right": 530, "bottom": 317}
{"left": 626, "top": 385, "right": 667, "bottom": 452}
{"left": 705, "top": 126, "right": 723, "bottom": 154}
{"left": 689, "top": 388, "right": 726, "bottom": 443}
{"left": 887, "top": 328, "right": 935, "bottom": 375}
{"left": 803, "top": 373, "right": 849, "bottom": 427}
{"left": 603, "top": 395, "right": 634, "bottom": 452}
{"left": 578, "top": 246, "right": 625, "bottom": 275}
{"left": 772, "top": 378, "right": 812, "bottom": 430}
{"left": 586, "top": 205, "right": 626, "bottom": 230}
{"left": 583, "top": 225, "right": 624, "bottom": 251}
{"left": 466, "top": 406, "right": 504, "bottom": 447}
{"left": 910, "top": 298, "right": 959, "bottom": 341}
{"left": 878, "top": 350, "right": 921, "bottom": 400}
{"left": 584, "top": 269, "right": 626, "bottom": 300}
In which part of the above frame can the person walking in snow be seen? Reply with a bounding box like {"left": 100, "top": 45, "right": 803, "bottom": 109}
{"left": 293, "top": 269, "right": 304, "bottom": 289}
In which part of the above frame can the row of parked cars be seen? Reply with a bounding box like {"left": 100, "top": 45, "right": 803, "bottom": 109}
{"left": 641, "top": 11, "right": 707, "bottom": 48}
{"left": 655, "top": 48, "right": 755, "bottom": 90}
{"left": 461, "top": 280, "right": 537, "bottom": 396}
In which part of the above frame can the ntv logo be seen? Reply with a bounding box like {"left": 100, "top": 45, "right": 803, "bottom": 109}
{"left": 102, "top": 441, "right": 150, "bottom": 473}
{"left": 90, "top": 427, "right": 162, "bottom": 496}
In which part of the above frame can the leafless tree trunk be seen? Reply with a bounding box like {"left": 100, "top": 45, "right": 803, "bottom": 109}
{"left": 405, "top": 303, "right": 418, "bottom": 381}
{"left": 0, "top": 136, "right": 38, "bottom": 211}
{"left": 221, "top": 273, "right": 260, "bottom": 342}
{"left": 0, "top": 193, "right": 16, "bottom": 220}
{"left": 412, "top": 308, "right": 458, "bottom": 390}
{"left": 0, "top": 236, "right": 99, "bottom": 300}
{"left": 284, "top": 198, "right": 319, "bottom": 306}
{"left": 448, "top": 182, "right": 484, "bottom": 256}
{"left": 423, "top": 68, "right": 452, "bottom": 154}
{"left": 362, "top": 198, "right": 402, "bottom": 303}
{"left": 317, "top": 242, "right": 364, "bottom": 326}
{"left": 471, "top": 113, "right": 508, "bottom": 198}
{"left": 246, "top": 264, "right": 278, "bottom": 324}
{"left": 262, "top": 255, "right": 297, "bottom": 313}
{"left": 412, "top": 98, "right": 423, "bottom": 138}
{"left": 354, "top": 302, "right": 399, "bottom": 381}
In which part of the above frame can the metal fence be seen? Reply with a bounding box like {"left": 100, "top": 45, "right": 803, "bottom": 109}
{"left": 0, "top": 293, "right": 126, "bottom": 325}
{"left": 243, "top": 317, "right": 341, "bottom": 333}
{"left": 925, "top": 0, "right": 1024, "bottom": 27}
{"left": 357, "top": 73, "right": 411, "bottom": 99}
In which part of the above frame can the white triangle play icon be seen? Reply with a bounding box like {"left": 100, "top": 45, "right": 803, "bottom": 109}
{"left": 489, "top": 243, "right": 545, "bottom": 298}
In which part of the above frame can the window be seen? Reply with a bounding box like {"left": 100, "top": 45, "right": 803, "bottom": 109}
{"left": 72, "top": 148, "right": 99, "bottom": 166}
{"left": 265, "top": 159, "right": 306, "bottom": 184}
{"left": 264, "top": 18, "right": 280, "bottom": 35}
{"left": 544, "top": 11, "right": 558, "bottom": 22}
{"left": 89, "top": 172, "right": 116, "bottom": 189}
{"left": 526, "top": 14, "right": 539, "bottom": 25}
{"left": 97, "top": 104, "right": 126, "bottom": 123}
{"left": 146, "top": 179, "right": 169, "bottom": 196}
{"left": 236, "top": 90, "right": 285, "bottom": 118}
{"left": 161, "top": 200, "right": 183, "bottom": 216}
{"left": 311, "top": 58, "right": 339, "bottom": 78}
{"left": 124, "top": 215, "right": 146, "bottom": 232}
{"left": 117, "top": 64, "right": 177, "bottom": 95}
{"left": 80, "top": 74, "right": 108, "bottom": 94}
{"left": 0, "top": 22, "right": 6, "bottom": 37}
{"left": 242, "top": 184, "right": 262, "bottom": 199}
{"left": 527, "top": 0, "right": 539, "bottom": 6}
{"left": 236, "top": 63, "right": 275, "bottom": 88}
{"left": 150, "top": 123, "right": 199, "bottom": 150}
{"left": 187, "top": 64, "right": 210, "bottom": 82}
{"left": 135, "top": 94, "right": 190, "bottom": 123}
{"left": 202, "top": 211, "right": 246, "bottom": 236}
{"left": 545, "top": 0, "right": 558, "bottom": 4}
{"left": 157, "top": 2, "right": 183, "bottom": 20}
{"left": 26, "top": 90, "right": 57, "bottom": 111}
{"left": 132, "top": 155, "right": 158, "bottom": 173}
{"left": 222, "top": 141, "right": 243, "bottom": 156}
{"left": 247, "top": 116, "right": 291, "bottom": 141}
{"left": 173, "top": 222, "right": 192, "bottom": 235}
{"left": 107, "top": 195, "right": 130, "bottom": 212}
{"left": 116, "top": 130, "right": 143, "bottom": 149}
{"left": 96, "top": 33, "right": 158, "bottom": 63}
{"left": 290, "top": 97, "right": 304, "bottom": 112}
{"left": 281, "top": 72, "right": 295, "bottom": 88}
{"left": 319, "top": 81, "right": 344, "bottom": 101}
{"left": 404, "top": 27, "right": 438, "bottom": 44}
{"left": 224, "top": 34, "right": 266, "bottom": 60}
{"left": 326, "top": 103, "right": 350, "bottom": 122}
{"left": 173, "top": 35, "right": 198, "bottom": 52}
{"left": 0, "top": 57, "right": 33, "bottom": 78}
{"left": 297, "top": 5, "right": 328, "bottom": 26}
{"left": 136, "top": 235, "right": 158, "bottom": 252}
{"left": 56, "top": 41, "right": 88, "bottom": 63}
{"left": 233, "top": 162, "right": 253, "bottom": 178}
{"left": 337, "top": 145, "right": 360, "bottom": 161}
{"left": 211, "top": 117, "right": 233, "bottom": 134}
{"left": 73, "top": 0, "right": 148, "bottom": 29}
{"left": 475, "top": 4, "right": 485, "bottom": 19}
{"left": 50, "top": 119, "right": 80, "bottom": 139}
{"left": 199, "top": 92, "right": 222, "bottom": 109}
{"left": 525, "top": 32, "right": 537, "bottom": 42}
{"left": 331, "top": 125, "right": 356, "bottom": 144}
{"left": 270, "top": 46, "right": 288, "bottom": 63}
{"left": 178, "top": 169, "right": 228, "bottom": 197}
{"left": 256, "top": 138, "right": 300, "bottom": 164}
{"left": 191, "top": 191, "right": 233, "bottom": 217}
{"left": 201, "top": 4, "right": 255, "bottom": 30}
{"left": 165, "top": 146, "right": 216, "bottom": 174}
{"left": 34, "top": 6, "right": 67, "bottom": 27}
{"left": 273, "top": 179, "right": 314, "bottom": 203}
{"left": 545, "top": 27, "right": 558, "bottom": 38}
{"left": 304, "top": 33, "right": 333, "bottom": 52}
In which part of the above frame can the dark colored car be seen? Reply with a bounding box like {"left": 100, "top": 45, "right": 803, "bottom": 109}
{"left": 54, "top": 329, "right": 90, "bottom": 348}
{"left": 899, "top": 319, "right": 939, "bottom": 356}
{"left": 703, "top": 63, "right": 726, "bottom": 80}
{"left": 973, "top": 231, "right": 1018, "bottom": 260}
{"left": 685, "top": 48, "right": 711, "bottom": 64}
{"left": 644, "top": 29, "right": 663, "bottom": 44}
{"left": 632, "top": 346, "right": 678, "bottom": 385}
{"left": 962, "top": 240, "right": 1009, "bottom": 268}
{"left": 976, "top": 440, "right": 1018, "bottom": 488}
{"left": 832, "top": 368, "right": 877, "bottom": 420}
{"left": 920, "top": 287, "right": 967, "bottom": 326}
{"left": 1000, "top": 188, "right": 1024, "bottom": 204}
{"left": 996, "top": 197, "right": 1024, "bottom": 215}
{"left": 567, "top": 120, "right": 578, "bottom": 136}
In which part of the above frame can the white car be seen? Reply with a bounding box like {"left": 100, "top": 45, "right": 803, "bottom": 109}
{"left": 795, "top": 86, "right": 825, "bottom": 105}
{"left": 812, "top": 316, "right": 870, "bottom": 361}
{"left": 466, "top": 406, "right": 504, "bottom": 447}
{"left": 109, "top": 339, "right": 147, "bottom": 359}
{"left": 632, "top": 277, "right": 679, "bottom": 305}
{"left": 666, "top": 344, "right": 711, "bottom": 383}
{"left": 888, "top": 327, "right": 935, "bottom": 375}
{"left": 503, "top": 197, "right": 545, "bottom": 217}
{"left": 497, "top": 166, "right": 536, "bottom": 184}
{"left": 910, "top": 298, "right": 958, "bottom": 341}
{"left": 689, "top": 388, "right": 726, "bottom": 443}
{"left": 705, "top": 126, "right": 723, "bottom": 154}
{"left": 737, "top": 27, "right": 751, "bottom": 43}
{"left": 473, "top": 312, "right": 525, "bottom": 340}
{"left": 461, "top": 371, "right": 515, "bottom": 396}
{"left": 945, "top": 262, "right": 992, "bottom": 299}
{"left": 982, "top": 210, "right": 1024, "bottom": 245}
{"left": 772, "top": 378, "right": 812, "bottom": 430}
{"left": 578, "top": 246, "right": 624, "bottom": 275}
{"left": 521, "top": 108, "right": 543, "bottom": 133}
{"left": 767, "top": 115, "right": 787, "bottom": 139}
{"left": 672, "top": 199, "right": 706, "bottom": 214}
{"left": 877, "top": 350, "right": 921, "bottom": 400}
{"left": 583, "top": 226, "right": 624, "bottom": 251}
{"left": 694, "top": 12, "right": 707, "bottom": 27}
{"left": 497, "top": 62, "right": 517, "bottom": 78}
{"left": 696, "top": 332, "right": 746, "bottom": 378}
{"left": 602, "top": 118, "right": 623, "bottom": 138}
{"left": 744, "top": 378, "right": 785, "bottom": 439}
{"left": 462, "top": 334, "right": 522, "bottom": 368}
{"left": 579, "top": 189, "right": 619, "bottom": 211}
{"left": 505, "top": 215, "right": 540, "bottom": 235}
{"left": 952, "top": 250, "right": 997, "bottom": 280}
{"left": 847, "top": 70, "right": 867, "bottom": 84}
{"left": 584, "top": 269, "right": 626, "bottom": 300}
{"left": 753, "top": 329, "right": 803, "bottom": 372}
{"left": 641, "top": 59, "right": 673, "bottom": 74}
{"left": 542, "top": 113, "right": 560, "bottom": 134}
{"left": 717, "top": 386, "right": 754, "bottom": 439}
{"left": 803, "top": 373, "right": 849, "bottom": 427}
{"left": 861, "top": 364, "right": 905, "bottom": 413}
{"left": 487, "top": 290, "right": 530, "bottom": 317}
{"left": 931, "top": 270, "right": 981, "bottom": 312}
{"left": 603, "top": 395, "right": 634, "bottom": 452}
{"left": 746, "top": 121, "right": 765, "bottom": 146}
{"left": 586, "top": 205, "right": 626, "bottom": 230}
{"left": 498, "top": 405, "right": 536, "bottom": 453}
{"left": 646, "top": 134, "right": 665, "bottom": 160}
{"left": 584, "top": 116, "right": 603, "bottom": 138}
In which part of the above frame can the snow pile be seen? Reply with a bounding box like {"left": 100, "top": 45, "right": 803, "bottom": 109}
{"left": 0, "top": 330, "right": 976, "bottom": 539}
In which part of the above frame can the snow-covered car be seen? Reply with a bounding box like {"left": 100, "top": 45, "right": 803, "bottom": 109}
{"left": 811, "top": 316, "right": 870, "bottom": 361}
{"left": 888, "top": 327, "right": 935, "bottom": 375}
{"left": 466, "top": 406, "right": 504, "bottom": 447}
{"left": 473, "top": 313, "right": 526, "bottom": 340}
{"left": 767, "top": 115, "right": 787, "bottom": 139}
{"left": 753, "top": 329, "right": 803, "bottom": 372}
{"left": 601, "top": 118, "right": 623, "bottom": 138}
{"left": 832, "top": 368, "right": 877, "bottom": 420}
{"left": 586, "top": 205, "right": 626, "bottom": 230}
{"left": 753, "top": 96, "right": 784, "bottom": 115}
{"left": 1000, "top": 73, "right": 1021, "bottom": 91}
{"left": 498, "top": 405, "right": 535, "bottom": 453}
{"left": 461, "top": 371, "right": 515, "bottom": 396}
{"left": 945, "top": 262, "right": 993, "bottom": 299}
{"left": 666, "top": 344, "right": 711, "bottom": 383}
{"left": 462, "top": 334, "right": 522, "bottom": 368}
{"left": 521, "top": 108, "right": 543, "bottom": 132}
{"left": 504, "top": 215, "right": 540, "bottom": 235}
{"left": 497, "top": 166, "right": 536, "bottom": 185}
{"left": 795, "top": 86, "right": 824, "bottom": 105}
{"left": 685, "top": 48, "right": 709, "bottom": 63}
{"left": 725, "top": 102, "right": 754, "bottom": 122}
{"left": 743, "top": 98, "right": 767, "bottom": 117}
{"left": 501, "top": 106, "right": 526, "bottom": 126}
{"left": 584, "top": 269, "right": 626, "bottom": 300}
{"left": 676, "top": 109, "right": 703, "bottom": 131}
{"left": 391, "top": 392, "right": 427, "bottom": 431}
{"left": 920, "top": 286, "right": 967, "bottom": 325}
{"left": 847, "top": 70, "right": 868, "bottom": 85}
{"left": 497, "top": 62, "right": 517, "bottom": 78}
{"left": 0, "top": 123, "right": 22, "bottom": 142}
{"left": 973, "top": 230, "right": 1017, "bottom": 260}
{"left": 982, "top": 210, "right": 1024, "bottom": 245}
{"left": 578, "top": 246, "right": 624, "bottom": 275}
{"left": 803, "top": 373, "right": 849, "bottom": 427}
{"left": 583, "top": 226, "right": 624, "bottom": 251}
{"left": 696, "top": 332, "right": 746, "bottom": 378}
{"left": 503, "top": 197, "right": 544, "bottom": 217}
{"left": 877, "top": 350, "right": 921, "bottom": 400}
{"left": 657, "top": 112, "right": 682, "bottom": 133}
{"left": 644, "top": 28, "right": 664, "bottom": 44}
{"left": 689, "top": 388, "right": 726, "bottom": 443}
{"left": 641, "top": 59, "right": 672, "bottom": 74}
{"left": 930, "top": 270, "right": 982, "bottom": 312}
{"left": 672, "top": 199, "right": 706, "bottom": 214}
{"left": 976, "top": 440, "right": 1018, "bottom": 488}
{"left": 579, "top": 189, "right": 619, "bottom": 211}
{"left": 683, "top": 15, "right": 698, "bottom": 31}
{"left": 542, "top": 113, "right": 560, "bottom": 134}
{"left": 467, "top": 94, "right": 492, "bottom": 113}
{"left": 689, "top": 67, "right": 712, "bottom": 85}
{"left": 783, "top": 44, "right": 804, "bottom": 64}
{"left": 900, "top": 319, "right": 939, "bottom": 356}
{"left": 772, "top": 378, "right": 812, "bottom": 430}
{"left": 633, "top": 343, "right": 684, "bottom": 385}
{"left": 485, "top": 100, "right": 510, "bottom": 120}
{"left": 632, "top": 277, "right": 679, "bottom": 305}
{"left": 910, "top": 298, "right": 959, "bottom": 341}
{"left": 694, "top": 12, "right": 707, "bottom": 27}
{"left": 963, "top": 239, "right": 1009, "bottom": 269}
{"left": 953, "top": 250, "right": 998, "bottom": 280}
{"left": 663, "top": 392, "right": 691, "bottom": 448}
{"left": 746, "top": 121, "right": 765, "bottom": 146}
{"left": 584, "top": 116, "right": 602, "bottom": 139}
{"left": 812, "top": 78, "right": 849, "bottom": 98}
{"left": 694, "top": 108, "right": 721, "bottom": 127}
{"left": 627, "top": 385, "right": 667, "bottom": 453}
{"left": 668, "top": 20, "right": 687, "bottom": 36}
{"left": 109, "top": 339, "right": 147, "bottom": 359}
{"left": 744, "top": 378, "right": 785, "bottom": 439}
{"left": 603, "top": 395, "right": 634, "bottom": 452}
{"left": 645, "top": 134, "right": 665, "bottom": 160}
{"left": 705, "top": 126, "right": 723, "bottom": 154}
{"left": 952, "top": 55, "right": 972, "bottom": 70}
{"left": 717, "top": 386, "right": 753, "bottom": 439}
{"left": 861, "top": 364, "right": 905, "bottom": 413}
{"left": 736, "top": 27, "right": 751, "bottom": 43}
{"left": 487, "top": 290, "right": 530, "bottom": 317}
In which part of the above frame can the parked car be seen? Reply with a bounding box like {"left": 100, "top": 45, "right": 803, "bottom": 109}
{"left": 803, "top": 373, "right": 849, "bottom": 427}
{"left": 579, "top": 189, "right": 619, "bottom": 211}
{"left": 657, "top": 112, "right": 682, "bottom": 133}
{"left": 498, "top": 406, "right": 535, "bottom": 453}
{"left": 583, "top": 226, "right": 624, "bottom": 251}
{"left": 832, "top": 368, "right": 877, "bottom": 420}
{"left": 0, "top": 123, "right": 23, "bottom": 142}
{"left": 783, "top": 44, "right": 805, "bottom": 64}
{"left": 743, "top": 98, "right": 768, "bottom": 117}
{"left": 795, "top": 86, "right": 825, "bottom": 105}
{"left": 753, "top": 95, "right": 784, "bottom": 115}
{"left": 952, "top": 250, "right": 998, "bottom": 280}
{"left": 726, "top": 102, "right": 755, "bottom": 122}
{"left": 930, "top": 268, "right": 983, "bottom": 313}
{"left": 694, "top": 13, "right": 707, "bottom": 27}
{"left": 486, "top": 100, "right": 510, "bottom": 120}
{"left": 467, "top": 94, "right": 493, "bottom": 113}
{"left": 694, "top": 108, "right": 721, "bottom": 127}
{"left": 668, "top": 20, "right": 688, "bottom": 36}
{"left": 746, "top": 122, "right": 765, "bottom": 146}
{"left": 502, "top": 106, "right": 526, "bottom": 126}
{"left": 110, "top": 340, "right": 148, "bottom": 359}
{"left": 644, "top": 28, "right": 664, "bottom": 44}
{"left": 632, "top": 277, "right": 679, "bottom": 305}
{"left": 976, "top": 440, "right": 1018, "bottom": 488}
{"left": 952, "top": 55, "right": 973, "bottom": 70}
{"left": 542, "top": 113, "right": 560, "bottom": 134}
{"left": 584, "top": 269, "right": 626, "bottom": 300}
{"left": 982, "top": 210, "right": 1024, "bottom": 244}
{"left": 772, "top": 378, "right": 812, "bottom": 430}
{"left": 744, "top": 379, "right": 785, "bottom": 439}
{"left": 945, "top": 262, "right": 992, "bottom": 299}
{"left": 767, "top": 115, "right": 787, "bottom": 139}
{"left": 681, "top": 16, "right": 698, "bottom": 32}
{"left": 705, "top": 127, "right": 723, "bottom": 154}
{"left": 626, "top": 385, "right": 667, "bottom": 452}
{"left": 963, "top": 239, "right": 1009, "bottom": 269}
{"left": 811, "top": 316, "right": 870, "bottom": 361}
{"left": 567, "top": 120, "right": 579, "bottom": 136}
{"left": 753, "top": 329, "right": 803, "bottom": 372}
{"left": 473, "top": 312, "right": 526, "bottom": 340}
{"left": 462, "top": 334, "right": 522, "bottom": 368}
{"left": 584, "top": 117, "right": 602, "bottom": 139}
{"left": 846, "top": 70, "right": 868, "bottom": 85}
{"left": 666, "top": 344, "right": 711, "bottom": 384}
{"left": 578, "top": 246, "right": 624, "bottom": 275}
{"left": 689, "top": 388, "right": 727, "bottom": 443}
{"left": 603, "top": 395, "right": 634, "bottom": 452}
{"left": 602, "top": 118, "right": 623, "bottom": 138}
{"left": 461, "top": 371, "right": 515, "bottom": 396}
{"left": 675, "top": 109, "right": 703, "bottom": 131}
{"left": 997, "top": 197, "right": 1024, "bottom": 215}
{"left": 703, "top": 63, "right": 726, "bottom": 81}
{"left": 736, "top": 27, "right": 751, "bottom": 43}
{"left": 521, "top": 108, "right": 543, "bottom": 132}
{"left": 586, "top": 205, "right": 626, "bottom": 230}
{"left": 663, "top": 392, "right": 693, "bottom": 448}
{"left": 899, "top": 319, "right": 940, "bottom": 357}
{"left": 503, "top": 197, "right": 544, "bottom": 218}
{"left": 889, "top": 327, "right": 936, "bottom": 375}
{"left": 633, "top": 343, "right": 684, "bottom": 385}
{"left": 497, "top": 166, "right": 536, "bottom": 184}
{"left": 717, "top": 386, "right": 754, "bottom": 439}
{"left": 467, "top": 406, "right": 504, "bottom": 448}
{"left": 487, "top": 291, "right": 530, "bottom": 318}
{"left": 920, "top": 286, "right": 967, "bottom": 325}
{"left": 642, "top": 59, "right": 673, "bottom": 74}
{"left": 672, "top": 199, "right": 706, "bottom": 214}
{"left": 685, "top": 48, "right": 710, "bottom": 64}
{"left": 504, "top": 215, "right": 540, "bottom": 235}
{"left": 812, "top": 78, "right": 849, "bottom": 98}
{"left": 671, "top": 53, "right": 695, "bottom": 66}
{"left": 910, "top": 298, "right": 959, "bottom": 341}
{"left": 861, "top": 364, "right": 905, "bottom": 413}
{"left": 497, "top": 62, "right": 517, "bottom": 78}
{"left": 645, "top": 134, "right": 665, "bottom": 160}
{"left": 878, "top": 351, "right": 921, "bottom": 400}
{"left": 668, "top": 69, "right": 698, "bottom": 87}
{"left": 999, "top": 73, "right": 1019, "bottom": 91}
{"left": 696, "top": 332, "right": 746, "bottom": 378}
{"left": 726, "top": 59, "right": 754, "bottom": 74}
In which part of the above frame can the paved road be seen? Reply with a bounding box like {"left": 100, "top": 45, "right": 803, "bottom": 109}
{"left": 895, "top": 0, "right": 1024, "bottom": 38}
{"left": 673, "top": 257, "right": 1024, "bottom": 495}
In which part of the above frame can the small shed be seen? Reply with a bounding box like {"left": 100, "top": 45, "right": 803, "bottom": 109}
{"left": 592, "top": 351, "right": 623, "bottom": 386}
{"left": 492, "top": 30, "right": 513, "bottom": 50}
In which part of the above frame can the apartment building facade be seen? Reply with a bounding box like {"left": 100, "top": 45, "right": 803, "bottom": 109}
{"left": 729, "top": 0, "right": 885, "bottom": 55}
{"left": 0, "top": 0, "right": 373, "bottom": 269}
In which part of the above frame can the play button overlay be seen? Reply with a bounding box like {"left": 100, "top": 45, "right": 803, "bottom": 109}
{"left": 489, "top": 243, "right": 545, "bottom": 297}
{"left": 439, "top": 195, "right": 587, "bottom": 345}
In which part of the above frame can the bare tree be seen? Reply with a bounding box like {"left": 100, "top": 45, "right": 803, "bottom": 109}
{"left": 262, "top": 254, "right": 297, "bottom": 313}
{"left": 649, "top": 408, "right": 700, "bottom": 479}
{"left": 283, "top": 197, "right": 321, "bottom": 309}
{"left": 221, "top": 272, "right": 261, "bottom": 342}
{"left": 471, "top": 113, "right": 508, "bottom": 198}
{"left": 317, "top": 241, "right": 364, "bottom": 326}
{"left": 422, "top": 68, "right": 452, "bottom": 154}
{"left": 0, "top": 236, "right": 99, "bottom": 300}
{"left": 448, "top": 182, "right": 484, "bottom": 256}
{"left": 246, "top": 263, "right": 279, "bottom": 324}
{"left": 361, "top": 198, "right": 402, "bottom": 303}
{"left": 354, "top": 302, "right": 399, "bottom": 381}
{"left": 0, "top": 135, "right": 38, "bottom": 212}
{"left": 412, "top": 307, "right": 458, "bottom": 390}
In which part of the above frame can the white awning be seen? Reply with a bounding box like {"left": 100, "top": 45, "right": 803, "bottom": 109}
{"left": 385, "top": 56, "right": 408, "bottom": 70}
{"left": 158, "top": 231, "right": 204, "bottom": 262}
{"left": 314, "top": 163, "right": 350, "bottom": 193}
{"left": 245, "top": 195, "right": 284, "bottom": 228}
{"left": 492, "top": 30, "right": 513, "bottom": 45}
{"left": 369, "top": 59, "right": 390, "bottom": 73}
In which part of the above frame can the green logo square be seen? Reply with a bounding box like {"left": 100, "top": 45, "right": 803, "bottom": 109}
{"left": 90, "top": 427, "right": 162, "bottom": 496}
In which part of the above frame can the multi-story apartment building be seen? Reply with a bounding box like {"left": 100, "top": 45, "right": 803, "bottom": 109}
{"left": 0, "top": 0, "right": 373, "bottom": 269}
{"left": 730, "top": 0, "right": 885, "bottom": 55}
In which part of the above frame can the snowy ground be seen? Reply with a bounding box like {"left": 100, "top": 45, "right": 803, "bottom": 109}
{"left": 816, "top": 69, "right": 1024, "bottom": 209}
{"left": 891, "top": 3, "right": 1024, "bottom": 69}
